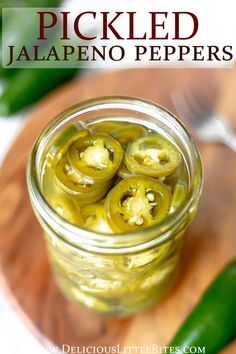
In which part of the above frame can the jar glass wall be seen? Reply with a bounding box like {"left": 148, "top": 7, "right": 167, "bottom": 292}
{"left": 27, "top": 96, "right": 203, "bottom": 316}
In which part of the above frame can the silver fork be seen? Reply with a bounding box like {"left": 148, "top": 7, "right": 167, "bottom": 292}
{"left": 171, "top": 90, "right": 236, "bottom": 152}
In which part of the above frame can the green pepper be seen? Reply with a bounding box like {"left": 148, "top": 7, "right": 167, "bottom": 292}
{"left": 0, "top": 0, "right": 62, "bottom": 79}
{"left": 105, "top": 176, "right": 171, "bottom": 232}
{"left": 168, "top": 260, "right": 236, "bottom": 354}
{"left": 67, "top": 133, "right": 124, "bottom": 184}
{"left": 125, "top": 134, "right": 182, "bottom": 177}
{"left": 0, "top": 0, "right": 61, "bottom": 7}
{"left": 25, "top": 0, "right": 62, "bottom": 5}
{"left": 0, "top": 1, "right": 79, "bottom": 115}
{"left": 0, "top": 67, "right": 79, "bottom": 116}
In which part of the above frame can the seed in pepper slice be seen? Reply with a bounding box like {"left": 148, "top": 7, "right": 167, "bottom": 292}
{"left": 125, "top": 134, "right": 182, "bottom": 177}
{"left": 111, "top": 124, "right": 147, "bottom": 148}
{"left": 105, "top": 176, "right": 171, "bottom": 232}
{"left": 81, "top": 202, "right": 113, "bottom": 234}
{"left": 67, "top": 133, "right": 124, "bottom": 184}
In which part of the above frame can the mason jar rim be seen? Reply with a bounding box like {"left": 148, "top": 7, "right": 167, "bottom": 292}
{"left": 27, "top": 96, "right": 203, "bottom": 254}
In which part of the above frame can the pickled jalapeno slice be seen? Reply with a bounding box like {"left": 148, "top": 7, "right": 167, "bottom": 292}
{"left": 125, "top": 134, "right": 181, "bottom": 177}
{"left": 50, "top": 195, "right": 82, "bottom": 225}
{"left": 106, "top": 176, "right": 171, "bottom": 232}
{"left": 47, "top": 127, "right": 90, "bottom": 167}
{"left": 90, "top": 122, "right": 122, "bottom": 134}
{"left": 42, "top": 120, "right": 188, "bottom": 235}
{"left": 111, "top": 124, "right": 147, "bottom": 148}
{"left": 55, "top": 156, "right": 110, "bottom": 197}
{"left": 81, "top": 202, "right": 113, "bottom": 234}
{"left": 67, "top": 133, "right": 124, "bottom": 183}
{"left": 170, "top": 179, "right": 188, "bottom": 214}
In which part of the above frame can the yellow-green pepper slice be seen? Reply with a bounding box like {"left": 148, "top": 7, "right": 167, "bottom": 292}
{"left": 46, "top": 126, "right": 90, "bottom": 167}
{"left": 81, "top": 202, "right": 113, "bottom": 234}
{"left": 90, "top": 121, "right": 122, "bottom": 134}
{"left": 67, "top": 133, "right": 124, "bottom": 183}
{"left": 50, "top": 195, "right": 82, "bottom": 225}
{"left": 55, "top": 156, "right": 111, "bottom": 201}
{"left": 105, "top": 176, "right": 171, "bottom": 232}
{"left": 111, "top": 124, "right": 147, "bottom": 148}
{"left": 125, "top": 134, "right": 181, "bottom": 177}
{"left": 170, "top": 178, "right": 188, "bottom": 213}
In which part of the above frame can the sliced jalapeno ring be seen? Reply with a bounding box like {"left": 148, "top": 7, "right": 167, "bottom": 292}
{"left": 81, "top": 202, "right": 113, "bottom": 234}
{"left": 46, "top": 127, "right": 90, "bottom": 167}
{"left": 50, "top": 195, "right": 82, "bottom": 225}
{"left": 170, "top": 179, "right": 188, "bottom": 214}
{"left": 111, "top": 124, "right": 147, "bottom": 148}
{"left": 125, "top": 134, "right": 182, "bottom": 177}
{"left": 76, "top": 191, "right": 110, "bottom": 206}
{"left": 90, "top": 121, "right": 123, "bottom": 134}
{"left": 165, "top": 159, "right": 188, "bottom": 191}
{"left": 105, "top": 176, "right": 171, "bottom": 232}
{"left": 67, "top": 133, "right": 124, "bottom": 183}
{"left": 55, "top": 156, "right": 111, "bottom": 199}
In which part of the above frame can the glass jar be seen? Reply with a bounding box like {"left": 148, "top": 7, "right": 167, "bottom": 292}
{"left": 27, "top": 96, "right": 203, "bottom": 316}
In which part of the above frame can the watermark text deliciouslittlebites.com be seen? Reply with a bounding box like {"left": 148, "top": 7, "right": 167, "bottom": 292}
{"left": 47, "top": 344, "right": 206, "bottom": 354}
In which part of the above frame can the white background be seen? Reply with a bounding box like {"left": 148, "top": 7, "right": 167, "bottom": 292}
{"left": 2, "top": 0, "right": 236, "bottom": 68}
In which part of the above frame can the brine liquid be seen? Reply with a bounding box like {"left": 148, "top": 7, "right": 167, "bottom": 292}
{"left": 41, "top": 117, "right": 189, "bottom": 315}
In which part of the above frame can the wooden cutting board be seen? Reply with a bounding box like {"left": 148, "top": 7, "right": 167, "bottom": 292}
{"left": 0, "top": 67, "right": 236, "bottom": 353}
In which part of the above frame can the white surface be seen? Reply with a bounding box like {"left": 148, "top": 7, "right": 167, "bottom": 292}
{"left": 0, "top": 115, "right": 24, "bottom": 164}
{"left": 0, "top": 289, "right": 50, "bottom": 354}
{"left": 0, "top": 114, "right": 51, "bottom": 354}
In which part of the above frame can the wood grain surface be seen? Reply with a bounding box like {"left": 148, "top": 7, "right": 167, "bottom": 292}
{"left": 0, "top": 67, "right": 236, "bottom": 352}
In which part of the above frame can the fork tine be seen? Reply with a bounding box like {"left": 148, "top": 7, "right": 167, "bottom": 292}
{"left": 172, "top": 89, "right": 215, "bottom": 127}
{"left": 171, "top": 89, "right": 236, "bottom": 152}
{"left": 171, "top": 92, "right": 199, "bottom": 128}
{"left": 186, "top": 90, "right": 213, "bottom": 119}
